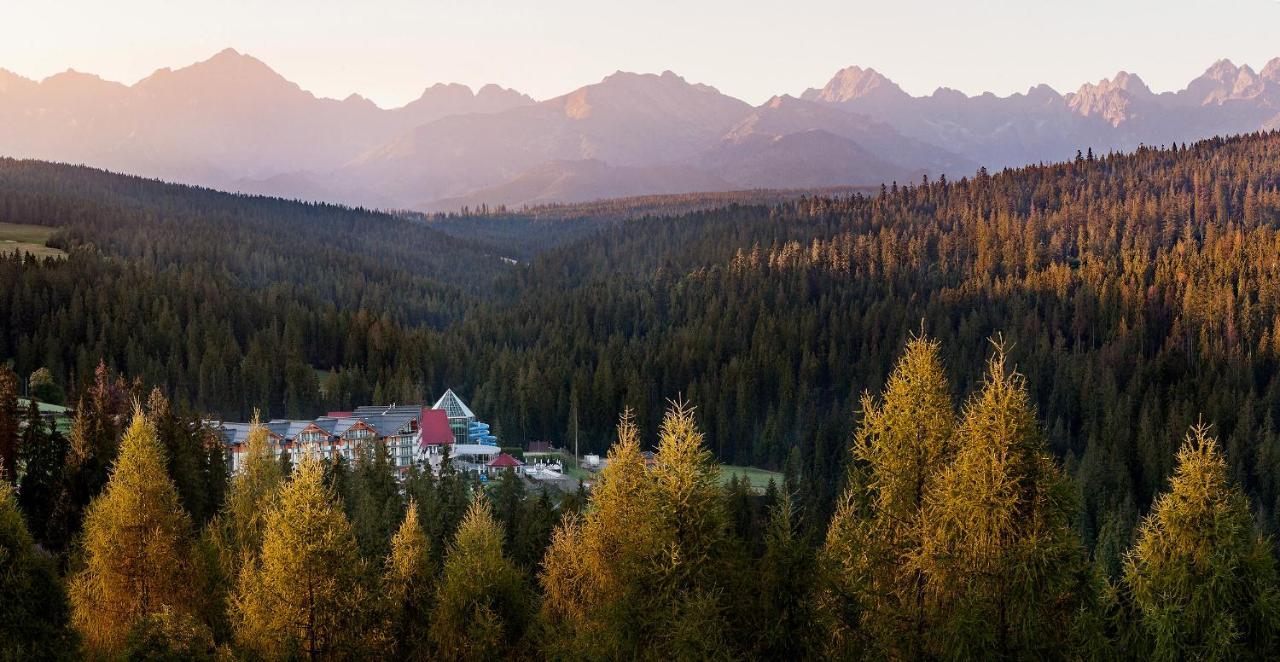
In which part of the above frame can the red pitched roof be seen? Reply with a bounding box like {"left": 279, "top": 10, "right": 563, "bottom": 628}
{"left": 487, "top": 452, "right": 524, "bottom": 468}
{"left": 419, "top": 408, "right": 454, "bottom": 447}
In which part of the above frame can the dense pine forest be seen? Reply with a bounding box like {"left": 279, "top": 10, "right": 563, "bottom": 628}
{"left": 4, "top": 133, "right": 1280, "bottom": 657}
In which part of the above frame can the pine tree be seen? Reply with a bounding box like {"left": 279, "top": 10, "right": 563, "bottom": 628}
{"left": 820, "top": 335, "right": 955, "bottom": 658}
{"left": 430, "top": 495, "right": 531, "bottom": 661}
{"left": 1, "top": 480, "right": 76, "bottom": 659}
{"left": 68, "top": 406, "right": 200, "bottom": 655}
{"left": 385, "top": 500, "right": 435, "bottom": 660}
{"left": 1123, "top": 423, "right": 1280, "bottom": 658}
{"left": 232, "top": 457, "right": 373, "bottom": 659}
{"left": 918, "top": 343, "right": 1088, "bottom": 658}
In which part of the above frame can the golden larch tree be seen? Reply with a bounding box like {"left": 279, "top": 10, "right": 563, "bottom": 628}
{"left": 385, "top": 498, "right": 435, "bottom": 659}
{"left": 820, "top": 334, "right": 956, "bottom": 658}
{"left": 232, "top": 456, "right": 372, "bottom": 659}
{"left": 918, "top": 343, "right": 1088, "bottom": 658}
{"left": 539, "top": 410, "right": 662, "bottom": 658}
{"left": 69, "top": 405, "right": 199, "bottom": 655}
{"left": 1123, "top": 423, "right": 1280, "bottom": 658}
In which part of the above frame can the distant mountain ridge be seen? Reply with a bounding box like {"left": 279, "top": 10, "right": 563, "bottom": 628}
{"left": 3, "top": 50, "right": 1280, "bottom": 210}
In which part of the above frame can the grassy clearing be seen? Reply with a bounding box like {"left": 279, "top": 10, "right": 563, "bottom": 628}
{"left": 719, "top": 464, "right": 783, "bottom": 493}
{"left": 0, "top": 222, "right": 65, "bottom": 259}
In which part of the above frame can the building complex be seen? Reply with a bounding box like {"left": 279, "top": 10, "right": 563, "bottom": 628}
{"left": 215, "top": 389, "right": 511, "bottom": 476}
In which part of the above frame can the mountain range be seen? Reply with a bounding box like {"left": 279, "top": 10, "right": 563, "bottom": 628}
{"left": 2, "top": 49, "right": 1279, "bottom": 210}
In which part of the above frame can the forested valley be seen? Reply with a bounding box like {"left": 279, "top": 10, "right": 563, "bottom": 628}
{"left": 4, "top": 132, "right": 1280, "bottom": 658}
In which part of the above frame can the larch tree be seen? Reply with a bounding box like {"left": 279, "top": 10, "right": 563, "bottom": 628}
{"left": 647, "top": 400, "right": 735, "bottom": 658}
{"left": 538, "top": 410, "right": 662, "bottom": 658}
{"left": 232, "top": 456, "right": 373, "bottom": 660}
{"left": 384, "top": 498, "right": 435, "bottom": 659}
{"left": 215, "top": 414, "right": 283, "bottom": 577}
{"left": 68, "top": 405, "right": 201, "bottom": 656}
{"left": 820, "top": 335, "right": 955, "bottom": 658}
{"left": 918, "top": 343, "right": 1088, "bottom": 659}
{"left": 539, "top": 404, "right": 736, "bottom": 659}
{"left": 429, "top": 495, "right": 531, "bottom": 661}
{"left": 1123, "top": 423, "right": 1280, "bottom": 658}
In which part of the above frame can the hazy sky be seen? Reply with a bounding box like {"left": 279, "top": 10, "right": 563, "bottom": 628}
{"left": 3, "top": 0, "right": 1279, "bottom": 107}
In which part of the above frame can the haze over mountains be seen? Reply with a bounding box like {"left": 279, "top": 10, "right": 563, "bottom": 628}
{"left": 2, "top": 49, "right": 1279, "bottom": 210}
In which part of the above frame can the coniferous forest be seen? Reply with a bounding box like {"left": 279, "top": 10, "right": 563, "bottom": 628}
{"left": 3, "top": 132, "right": 1280, "bottom": 658}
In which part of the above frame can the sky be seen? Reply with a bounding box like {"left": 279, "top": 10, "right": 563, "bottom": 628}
{"left": 3, "top": 0, "right": 1280, "bottom": 107}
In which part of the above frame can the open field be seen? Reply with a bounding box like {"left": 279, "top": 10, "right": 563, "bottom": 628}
{"left": 0, "top": 222, "right": 65, "bottom": 259}
{"left": 719, "top": 464, "right": 783, "bottom": 493}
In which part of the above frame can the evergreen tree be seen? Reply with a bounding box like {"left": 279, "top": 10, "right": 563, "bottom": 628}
{"left": 68, "top": 406, "right": 200, "bottom": 655}
{"left": 0, "top": 364, "right": 19, "bottom": 483}
{"left": 120, "top": 606, "right": 217, "bottom": 661}
{"left": 0, "top": 480, "right": 76, "bottom": 659}
{"left": 918, "top": 344, "right": 1088, "bottom": 658}
{"left": 1123, "top": 423, "right": 1280, "bottom": 658}
{"left": 430, "top": 495, "right": 531, "bottom": 660}
{"left": 385, "top": 500, "right": 435, "bottom": 660}
{"left": 48, "top": 362, "right": 132, "bottom": 552}
{"left": 232, "top": 457, "right": 374, "bottom": 659}
{"left": 820, "top": 335, "right": 955, "bottom": 658}
{"left": 490, "top": 466, "right": 526, "bottom": 547}
{"left": 17, "top": 399, "right": 66, "bottom": 544}
{"left": 512, "top": 488, "right": 558, "bottom": 571}
{"left": 753, "top": 491, "right": 815, "bottom": 659}
{"left": 349, "top": 440, "right": 404, "bottom": 562}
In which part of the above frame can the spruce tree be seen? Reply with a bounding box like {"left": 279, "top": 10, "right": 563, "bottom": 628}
{"left": 68, "top": 406, "right": 200, "bottom": 655}
{"left": 0, "top": 364, "right": 19, "bottom": 483}
{"left": 232, "top": 457, "right": 373, "bottom": 659}
{"left": 49, "top": 362, "right": 131, "bottom": 552}
{"left": 0, "top": 480, "right": 76, "bottom": 659}
{"left": 349, "top": 439, "right": 404, "bottom": 562}
{"left": 430, "top": 495, "right": 531, "bottom": 660}
{"left": 1123, "top": 423, "right": 1280, "bottom": 658}
{"left": 17, "top": 399, "right": 66, "bottom": 544}
{"left": 754, "top": 491, "right": 816, "bottom": 659}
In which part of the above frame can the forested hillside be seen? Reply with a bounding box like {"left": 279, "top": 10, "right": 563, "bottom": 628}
{"left": 4, "top": 133, "right": 1280, "bottom": 659}
{"left": 5, "top": 134, "right": 1280, "bottom": 550}
{"left": 447, "top": 133, "right": 1280, "bottom": 547}
{"left": 0, "top": 159, "right": 508, "bottom": 417}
